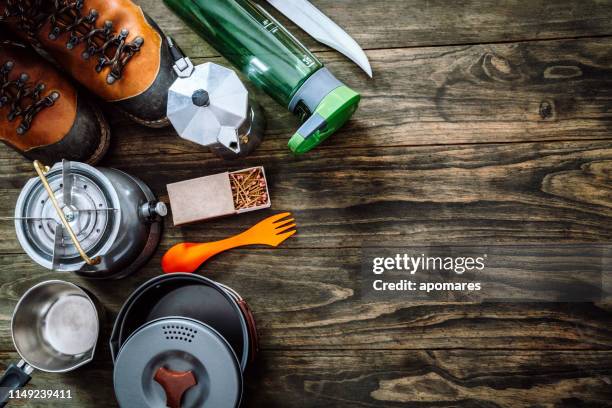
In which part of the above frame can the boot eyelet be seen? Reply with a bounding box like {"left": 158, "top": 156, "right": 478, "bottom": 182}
{"left": 0, "top": 59, "right": 60, "bottom": 135}
{"left": 5, "top": 2, "right": 144, "bottom": 89}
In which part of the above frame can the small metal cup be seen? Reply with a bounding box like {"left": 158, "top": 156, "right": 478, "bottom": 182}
{"left": 0, "top": 280, "right": 101, "bottom": 406}
{"left": 12, "top": 280, "right": 100, "bottom": 372}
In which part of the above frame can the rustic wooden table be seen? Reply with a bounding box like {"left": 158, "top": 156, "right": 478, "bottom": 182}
{"left": 1, "top": 0, "right": 611, "bottom": 406}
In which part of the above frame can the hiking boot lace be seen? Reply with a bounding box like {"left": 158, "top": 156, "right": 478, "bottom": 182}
{"left": 1, "top": 0, "right": 144, "bottom": 85}
{"left": 0, "top": 54, "right": 59, "bottom": 135}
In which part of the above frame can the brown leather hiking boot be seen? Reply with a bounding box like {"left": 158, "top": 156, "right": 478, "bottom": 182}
{"left": 0, "top": 41, "right": 110, "bottom": 164}
{"left": 0, "top": 0, "right": 175, "bottom": 128}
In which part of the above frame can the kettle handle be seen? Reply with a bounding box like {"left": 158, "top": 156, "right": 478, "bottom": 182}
{"left": 0, "top": 360, "right": 33, "bottom": 407}
{"left": 33, "top": 160, "right": 101, "bottom": 266}
{"left": 154, "top": 367, "right": 197, "bottom": 408}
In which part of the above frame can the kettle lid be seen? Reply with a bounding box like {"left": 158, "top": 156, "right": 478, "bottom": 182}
{"left": 14, "top": 160, "right": 121, "bottom": 271}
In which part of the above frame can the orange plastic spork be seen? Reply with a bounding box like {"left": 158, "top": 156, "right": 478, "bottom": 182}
{"left": 162, "top": 213, "right": 297, "bottom": 273}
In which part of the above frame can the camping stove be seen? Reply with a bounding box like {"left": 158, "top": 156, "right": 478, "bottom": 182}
{"left": 14, "top": 160, "right": 167, "bottom": 279}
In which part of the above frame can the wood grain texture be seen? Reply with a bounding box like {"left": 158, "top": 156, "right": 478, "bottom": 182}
{"left": 144, "top": 0, "right": 612, "bottom": 53}
{"left": 0, "top": 251, "right": 610, "bottom": 353}
{"left": 246, "top": 350, "right": 612, "bottom": 407}
{"left": 0, "top": 0, "right": 610, "bottom": 407}
{"left": 0, "top": 38, "right": 609, "bottom": 156}
{"left": 1, "top": 141, "right": 611, "bottom": 252}
{"left": 1, "top": 351, "right": 611, "bottom": 407}
{"left": 40, "top": 37, "right": 612, "bottom": 153}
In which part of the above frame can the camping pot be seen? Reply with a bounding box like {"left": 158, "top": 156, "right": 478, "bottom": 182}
{"left": 114, "top": 317, "right": 243, "bottom": 408}
{"left": 110, "top": 274, "right": 258, "bottom": 407}
{"left": 111, "top": 274, "right": 258, "bottom": 369}
{"left": 0, "top": 280, "right": 101, "bottom": 407}
{"left": 166, "top": 38, "right": 265, "bottom": 160}
{"left": 14, "top": 160, "right": 167, "bottom": 279}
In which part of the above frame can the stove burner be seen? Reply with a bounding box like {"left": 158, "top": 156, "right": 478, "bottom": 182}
{"left": 15, "top": 161, "right": 121, "bottom": 271}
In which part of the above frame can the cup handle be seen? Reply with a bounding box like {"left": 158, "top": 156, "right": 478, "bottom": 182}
{"left": 0, "top": 360, "right": 33, "bottom": 407}
{"left": 154, "top": 366, "right": 197, "bottom": 408}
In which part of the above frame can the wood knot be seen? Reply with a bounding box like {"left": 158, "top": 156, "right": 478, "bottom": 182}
{"left": 544, "top": 65, "right": 582, "bottom": 79}
{"left": 489, "top": 55, "right": 512, "bottom": 74}
{"left": 542, "top": 160, "right": 612, "bottom": 211}
{"left": 481, "top": 53, "right": 519, "bottom": 81}
{"left": 539, "top": 100, "right": 554, "bottom": 119}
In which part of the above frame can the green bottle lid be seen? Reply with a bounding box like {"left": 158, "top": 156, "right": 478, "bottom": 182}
{"left": 287, "top": 68, "right": 361, "bottom": 154}
{"left": 288, "top": 86, "right": 360, "bottom": 154}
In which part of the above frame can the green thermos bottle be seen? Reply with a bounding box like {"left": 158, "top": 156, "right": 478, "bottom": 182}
{"left": 163, "top": 0, "right": 361, "bottom": 154}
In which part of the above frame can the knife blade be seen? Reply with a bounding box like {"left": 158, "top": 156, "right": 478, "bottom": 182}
{"left": 265, "top": 0, "right": 373, "bottom": 78}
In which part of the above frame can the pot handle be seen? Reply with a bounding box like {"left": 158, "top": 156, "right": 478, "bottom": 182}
{"left": 0, "top": 360, "right": 33, "bottom": 407}
{"left": 167, "top": 37, "right": 194, "bottom": 78}
{"left": 237, "top": 299, "right": 259, "bottom": 364}
{"left": 154, "top": 367, "right": 197, "bottom": 408}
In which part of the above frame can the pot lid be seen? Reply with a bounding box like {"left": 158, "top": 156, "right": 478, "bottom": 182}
{"left": 110, "top": 274, "right": 251, "bottom": 367}
{"left": 14, "top": 160, "right": 121, "bottom": 271}
{"left": 146, "top": 285, "right": 246, "bottom": 365}
{"left": 113, "top": 317, "right": 242, "bottom": 408}
{"left": 167, "top": 62, "right": 249, "bottom": 154}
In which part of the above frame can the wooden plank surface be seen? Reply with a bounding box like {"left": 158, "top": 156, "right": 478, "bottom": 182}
{"left": 0, "top": 252, "right": 611, "bottom": 352}
{"left": 2, "top": 350, "right": 611, "bottom": 407}
{"left": 62, "top": 37, "right": 612, "bottom": 150}
{"left": 148, "top": 0, "right": 612, "bottom": 53}
{"left": 0, "top": 141, "right": 611, "bottom": 253}
{"left": 0, "top": 0, "right": 611, "bottom": 407}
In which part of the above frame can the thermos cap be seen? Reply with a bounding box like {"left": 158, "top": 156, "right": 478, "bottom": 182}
{"left": 287, "top": 68, "right": 360, "bottom": 154}
{"left": 289, "top": 85, "right": 360, "bottom": 154}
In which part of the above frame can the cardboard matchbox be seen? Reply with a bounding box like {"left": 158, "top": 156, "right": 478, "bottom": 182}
{"left": 167, "top": 167, "right": 271, "bottom": 226}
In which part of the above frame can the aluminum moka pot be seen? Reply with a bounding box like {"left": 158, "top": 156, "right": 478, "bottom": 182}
{"left": 166, "top": 38, "right": 265, "bottom": 159}
{"left": 14, "top": 160, "right": 167, "bottom": 279}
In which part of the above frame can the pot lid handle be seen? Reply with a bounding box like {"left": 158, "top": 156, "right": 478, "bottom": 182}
{"left": 154, "top": 366, "right": 197, "bottom": 408}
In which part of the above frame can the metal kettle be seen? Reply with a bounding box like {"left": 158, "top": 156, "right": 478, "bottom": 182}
{"left": 14, "top": 160, "right": 167, "bottom": 279}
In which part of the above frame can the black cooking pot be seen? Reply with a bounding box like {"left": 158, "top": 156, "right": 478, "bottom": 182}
{"left": 110, "top": 274, "right": 258, "bottom": 371}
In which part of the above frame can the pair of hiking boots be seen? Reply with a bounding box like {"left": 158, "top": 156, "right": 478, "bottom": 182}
{"left": 0, "top": 0, "right": 176, "bottom": 164}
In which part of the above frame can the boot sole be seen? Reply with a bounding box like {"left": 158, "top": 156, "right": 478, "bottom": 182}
{"left": 85, "top": 103, "right": 112, "bottom": 165}
{"left": 121, "top": 107, "right": 170, "bottom": 128}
